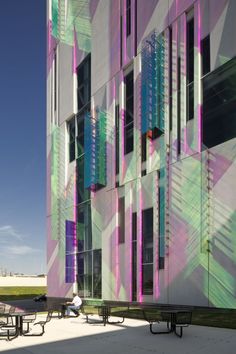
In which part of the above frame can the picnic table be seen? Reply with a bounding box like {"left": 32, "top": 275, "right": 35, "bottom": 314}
{"left": 0, "top": 311, "right": 35, "bottom": 340}
{"left": 143, "top": 307, "right": 192, "bottom": 338}
{"left": 83, "top": 304, "right": 126, "bottom": 326}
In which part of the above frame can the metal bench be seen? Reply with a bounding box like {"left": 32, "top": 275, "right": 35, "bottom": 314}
{"left": 23, "top": 311, "right": 53, "bottom": 336}
{"left": 22, "top": 312, "right": 37, "bottom": 333}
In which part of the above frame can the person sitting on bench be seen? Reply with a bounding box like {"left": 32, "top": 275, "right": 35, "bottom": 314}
{"left": 65, "top": 293, "right": 82, "bottom": 316}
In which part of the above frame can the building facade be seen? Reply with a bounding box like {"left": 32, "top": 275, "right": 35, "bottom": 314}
{"left": 47, "top": 0, "right": 236, "bottom": 308}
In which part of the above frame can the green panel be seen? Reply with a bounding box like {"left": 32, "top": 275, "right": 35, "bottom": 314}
{"left": 51, "top": 0, "right": 91, "bottom": 51}
{"left": 52, "top": 0, "right": 58, "bottom": 38}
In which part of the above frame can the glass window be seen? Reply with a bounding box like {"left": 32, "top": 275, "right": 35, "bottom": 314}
{"left": 77, "top": 201, "right": 102, "bottom": 298}
{"left": 132, "top": 212, "right": 137, "bottom": 301}
{"left": 125, "top": 123, "right": 134, "bottom": 154}
{"left": 54, "top": 51, "right": 57, "bottom": 112}
{"left": 76, "top": 156, "right": 90, "bottom": 204}
{"left": 78, "top": 249, "right": 102, "bottom": 299}
{"left": 77, "top": 202, "right": 92, "bottom": 252}
{"left": 158, "top": 172, "right": 165, "bottom": 270}
{"left": 186, "top": 16, "right": 194, "bottom": 121}
{"left": 65, "top": 221, "right": 76, "bottom": 283}
{"left": 68, "top": 118, "right": 75, "bottom": 162}
{"left": 202, "top": 35, "right": 210, "bottom": 76}
{"left": 77, "top": 116, "right": 84, "bottom": 157}
{"left": 115, "top": 105, "right": 120, "bottom": 175}
{"left": 142, "top": 208, "right": 153, "bottom": 295}
{"left": 120, "top": 15, "right": 123, "bottom": 67}
{"left": 187, "top": 81, "right": 194, "bottom": 121}
{"left": 132, "top": 212, "right": 137, "bottom": 241}
{"left": 177, "top": 56, "right": 181, "bottom": 155}
{"left": 118, "top": 197, "right": 125, "bottom": 244}
{"left": 142, "top": 264, "right": 153, "bottom": 295}
{"left": 169, "top": 27, "right": 172, "bottom": 133}
{"left": 124, "top": 70, "right": 134, "bottom": 154}
{"left": 132, "top": 242, "right": 137, "bottom": 299}
{"left": 77, "top": 251, "right": 92, "bottom": 297}
{"left": 141, "top": 133, "right": 146, "bottom": 162}
{"left": 203, "top": 57, "right": 236, "bottom": 149}
{"left": 93, "top": 249, "right": 102, "bottom": 299}
{"left": 187, "top": 17, "right": 194, "bottom": 84}
{"left": 77, "top": 253, "right": 84, "bottom": 291}
{"left": 126, "top": 0, "right": 131, "bottom": 37}
{"left": 77, "top": 55, "right": 91, "bottom": 112}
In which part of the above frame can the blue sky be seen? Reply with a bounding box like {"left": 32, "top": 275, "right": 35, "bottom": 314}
{"left": 0, "top": 0, "right": 46, "bottom": 274}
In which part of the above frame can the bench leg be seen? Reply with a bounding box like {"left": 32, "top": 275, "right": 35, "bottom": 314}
{"left": 150, "top": 322, "right": 172, "bottom": 335}
{"left": 23, "top": 324, "right": 45, "bottom": 337}
{"left": 174, "top": 326, "right": 183, "bottom": 338}
{"left": 7, "top": 328, "right": 18, "bottom": 341}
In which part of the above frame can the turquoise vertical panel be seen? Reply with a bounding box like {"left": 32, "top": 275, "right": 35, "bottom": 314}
{"left": 84, "top": 112, "right": 96, "bottom": 188}
{"left": 141, "top": 32, "right": 165, "bottom": 134}
{"left": 84, "top": 109, "right": 107, "bottom": 188}
{"left": 97, "top": 110, "right": 107, "bottom": 186}
{"left": 157, "top": 35, "right": 165, "bottom": 132}
{"left": 141, "top": 31, "right": 157, "bottom": 133}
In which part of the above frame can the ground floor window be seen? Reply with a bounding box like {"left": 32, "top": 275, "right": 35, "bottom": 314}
{"left": 77, "top": 249, "right": 102, "bottom": 298}
{"left": 142, "top": 208, "right": 153, "bottom": 295}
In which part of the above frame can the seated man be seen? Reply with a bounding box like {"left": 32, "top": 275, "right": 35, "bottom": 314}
{"left": 65, "top": 293, "right": 82, "bottom": 317}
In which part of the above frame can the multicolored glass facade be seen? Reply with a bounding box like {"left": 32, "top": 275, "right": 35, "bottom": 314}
{"left": 47, "top": 0, "right": 236, "bottom": 308}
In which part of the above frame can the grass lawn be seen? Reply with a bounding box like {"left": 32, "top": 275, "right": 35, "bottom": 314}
{"left": 117, "top": 307, "right": 236, "bottom": 329}
{"left": 82, "top": 303, "right": 236, "bottom": 329}
{"left": 0, "top": 286, "right": 47, "bottom": 301}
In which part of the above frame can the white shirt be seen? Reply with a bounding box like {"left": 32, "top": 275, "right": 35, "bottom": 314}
{"left": 72, "top": 295, "right": 82, "bottom": 307}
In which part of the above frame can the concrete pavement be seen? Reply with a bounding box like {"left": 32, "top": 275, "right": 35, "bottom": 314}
{"left": 0, "top": 314, "right": 235, "bottom": 354}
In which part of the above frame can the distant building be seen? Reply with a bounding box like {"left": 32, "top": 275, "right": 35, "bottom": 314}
{"left": 47, "top": 0, "right": 236, "bottom": 308}
{"left": 0, "top": 276, "right": 46, "bottom": 287}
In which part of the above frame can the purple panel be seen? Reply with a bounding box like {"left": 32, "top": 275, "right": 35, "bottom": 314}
{"left": 66, "top": 255, "right": 75, "bottom": 267}
{"left": 65, "top": 268, "right": 75, "bottom": 284}
{"left": 66, "top": 235, "right": 74, "bottom": 254}
{"left": 66, "top": 220, "right": 76, "bottom": 236}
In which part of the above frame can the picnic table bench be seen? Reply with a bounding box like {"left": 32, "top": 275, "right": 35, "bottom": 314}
{"left": 81, "top": 301, "right": 130, "bottom": 326}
